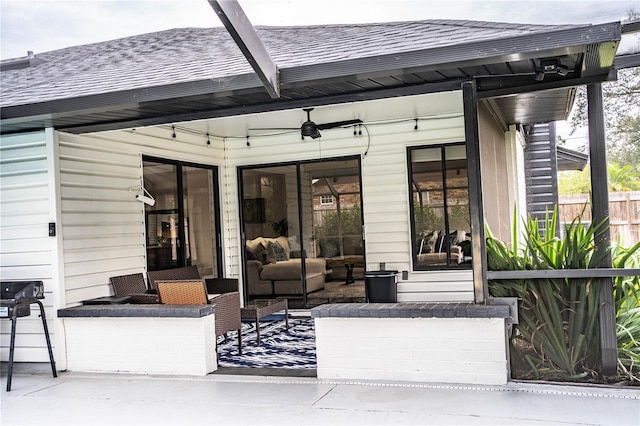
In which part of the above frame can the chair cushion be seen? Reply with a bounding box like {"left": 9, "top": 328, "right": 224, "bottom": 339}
{"left": 156, "top": 279, "right": 208, "bottom": 304}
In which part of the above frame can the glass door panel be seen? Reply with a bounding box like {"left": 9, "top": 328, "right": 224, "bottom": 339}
{"left": 144, "top": 158, "right": 221, "bottom": 276}
{"left": 144, "top": 161, "right": 180, "bottom": 270}
{"left": 304, "top": 158, "right": 364, "bottom": 305}
{"left": 182, "top": 166, "right": 219, "bottom": 277}
{"left": 241, "top": 158, "right": 364, "bottom": 308}
{"left": 242, "top": 165, "right": 302, "bottom": 304}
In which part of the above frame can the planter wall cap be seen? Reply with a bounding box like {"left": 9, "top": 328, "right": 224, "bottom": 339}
{"left": 58, "top": 304, "right": 216, "bottom": 318}
{"left": 488, "top": 296, "right": 519, "bottom": 324}
{"left": 310, "top": 302, "right": 511, "bottom": 319}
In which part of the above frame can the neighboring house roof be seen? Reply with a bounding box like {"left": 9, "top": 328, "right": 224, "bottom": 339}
{"left": 0, "top": 19, "right": 621, "bottom": 134}
{"left": 557, "top": 145, "right": 589, "bottom": 171}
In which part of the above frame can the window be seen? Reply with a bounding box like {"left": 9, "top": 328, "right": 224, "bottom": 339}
{"left": 320, "top": 195, "right": 334, "bottom": 205}
{"left": 408, "top": 144, "right": 471, "bottom": 270}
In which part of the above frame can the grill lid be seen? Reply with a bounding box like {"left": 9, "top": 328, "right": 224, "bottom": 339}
{"left": 1, "top": 281, "right": 44, "bottom": 302}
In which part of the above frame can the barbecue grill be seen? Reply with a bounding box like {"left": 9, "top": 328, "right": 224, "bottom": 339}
{"left": 1, "top": 281, "right": 57, "bottom": 391}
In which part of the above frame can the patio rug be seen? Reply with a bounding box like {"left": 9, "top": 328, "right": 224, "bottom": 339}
{"left": 217, "top": 318, "right": 316, "bottom": 369}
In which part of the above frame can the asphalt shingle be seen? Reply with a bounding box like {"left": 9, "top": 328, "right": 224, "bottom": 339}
{"left": 0, "top": 20, "right": 572, "bottom": 108}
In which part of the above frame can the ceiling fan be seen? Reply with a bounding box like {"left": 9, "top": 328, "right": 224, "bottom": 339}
{"left": 249, "top": 108, "right": 362, "bottom": 139}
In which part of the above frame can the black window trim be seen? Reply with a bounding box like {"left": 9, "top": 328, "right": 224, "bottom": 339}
{"left": 407, "top": 142, "right": 472, "bottom": 272}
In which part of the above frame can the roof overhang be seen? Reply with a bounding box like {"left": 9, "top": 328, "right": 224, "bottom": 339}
{"left": 0, "top": 21, "right": 621, "bottom": 135}
{"left": 557, "top": 145, "right": 589, "bottom": 171}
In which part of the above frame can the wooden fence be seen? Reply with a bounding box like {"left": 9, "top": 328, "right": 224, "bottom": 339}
{"left": 559, "top": 191, "right": 640, "bottom": 246}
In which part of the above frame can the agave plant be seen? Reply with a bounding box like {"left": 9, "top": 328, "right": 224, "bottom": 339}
{"left": 612, "top": 242, "right": 640, "bottom": 380}
{"left": 486, "top": 206, "right": 639, "bottom": 381}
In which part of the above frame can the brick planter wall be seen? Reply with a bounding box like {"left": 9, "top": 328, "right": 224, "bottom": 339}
{"left": 311, "top": 303, "right": 512, "bottom": 385}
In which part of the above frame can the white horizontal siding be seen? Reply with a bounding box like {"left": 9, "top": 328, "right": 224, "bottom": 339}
{"left": 361, "top": 95, "right": 472, "bottom": 301}
{"left": 0, "top": 130, "right": 60, "bottom": 363}
{"left": 397, "top": 270, "right": 474, "bottom": 302}
{"left": 57, "top": 128, "right": 225, "bottom": 305}
{"left": 224, "top": 91, "right": 472, "bottom": 301}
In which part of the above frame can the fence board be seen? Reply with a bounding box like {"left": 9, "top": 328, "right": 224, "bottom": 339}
{"left": 559, "top": 191, "right": 640, "bottom": 245}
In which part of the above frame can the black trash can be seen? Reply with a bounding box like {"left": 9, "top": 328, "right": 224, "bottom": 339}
{"left": 364, "top": 270, "right": 398, "bottom": 303}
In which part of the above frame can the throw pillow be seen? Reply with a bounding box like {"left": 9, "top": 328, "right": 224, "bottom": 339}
{"left": 245, "top": 245, "right": 258, "bottom": 260}
{"left": 253, "top": 242, "right": 269, "bottom": 265}
{"left": 270, "top": 241, "right": 288, "bottom": 261}
{"left": 287, "top": 236, "right": 301, "bottom": 253}
{"left": 265, "top": 242, "right": 277, "bottom": 264}
{"left": 459, "top": 240, "right": 472, "bottom": 257}
{"left": 448, "top": 231, "right": 459, "bottom": 248}
{"left": 319, "top": 239, "right": 339, "bottom": 258}
{"left": 290, "top": 249, "right": 306, "bottom": 258}
{"left": 435, "top": 231, "right": 446, "bottom": 253}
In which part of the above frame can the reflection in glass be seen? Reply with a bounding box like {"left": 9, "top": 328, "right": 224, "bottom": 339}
{"left": 410, "top": 144, "right": 471, "bottom": 269}
{"left": 241, "top": 158, "right": 364, "bottom": 308}
{"left": 143, "top": 159, "right": 220, "bottom": 276}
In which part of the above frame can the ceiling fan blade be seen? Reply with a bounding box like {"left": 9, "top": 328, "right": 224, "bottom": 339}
{"left": 248, "top": 127, "right": 299, "bottom": 131}
{"left": 316, "top": 119, "right": 362, "bottom": 130}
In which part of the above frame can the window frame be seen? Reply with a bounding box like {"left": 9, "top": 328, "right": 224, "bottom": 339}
{"left": 320, "top": 195, "right": 334, "bottom": 205}
{"left": 407, "top": 143, "right": 472, "bottom": 271}
{"left": 142, "top": 155, "right": 222, "bottom": 276}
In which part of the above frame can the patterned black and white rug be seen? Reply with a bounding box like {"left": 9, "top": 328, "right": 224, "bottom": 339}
{"left": 217, "top": 318, "right": 316, "bottom": 369}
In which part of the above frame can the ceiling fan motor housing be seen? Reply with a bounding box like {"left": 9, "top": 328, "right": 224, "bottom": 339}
{"left": 301, "top": 120, "right": 321, "bottom": 139}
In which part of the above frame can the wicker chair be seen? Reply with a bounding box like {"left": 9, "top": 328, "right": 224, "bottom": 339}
{"left": 109, "top": 273, "right": 159, "bottom": 304}
{"left": 156, "top": 278, "right": 242, "bottom": 354}
{"left": 147, "top": 266, "right": 201, "bottom": 292}
{"left": 205, "top": 277, "right": 240, "bottom": 294}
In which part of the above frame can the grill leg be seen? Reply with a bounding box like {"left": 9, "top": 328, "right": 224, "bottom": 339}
{"left": 36, "top": 301, "right": 57, "bottom": 378}
{"left": 6, "top": 307, "right": 18, "bottom": 391}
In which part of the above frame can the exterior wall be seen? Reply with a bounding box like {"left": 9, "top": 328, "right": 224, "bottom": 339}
{"left": 0, "top": 129, "right": 64, "bottom": 363}
{"left": 524, "top": 123, "right": 559, "bottom": 223}
{"left": 62, "top": 315, "right": 216, "bottom": 375}
{"left": 225, "top": 92, "right": 473, "bottom": 302}
{"left": 505, "top": 125, "right": 528, "bottom": 244}
{"left": 314, "top": 317, "right": 509, "bottom": 385}
{"left": 478, "top": 103, "right": 512, "bottom": 241}
{"left": 1, "top": 90, "right": 519, "bottom": 368}
{"left": 56, "top": 128, "right": 225, "bottom": 306}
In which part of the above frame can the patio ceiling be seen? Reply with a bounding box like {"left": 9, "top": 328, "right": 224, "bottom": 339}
{"left": 0, "top": 20, "right": 621, "bottom": 135}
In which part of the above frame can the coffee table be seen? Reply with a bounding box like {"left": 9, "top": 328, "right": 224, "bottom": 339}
{"left": 241, "top": 299, "right": 288, "bottom": 345}
{"left": 326, "top": 256, "right": 364, "bottom": 284}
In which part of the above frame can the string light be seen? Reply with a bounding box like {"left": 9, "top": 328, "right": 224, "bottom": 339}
{"left": 159, "top": 113, "right": 462, "bottom": 143}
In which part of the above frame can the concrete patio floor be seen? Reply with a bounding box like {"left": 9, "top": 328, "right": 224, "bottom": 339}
{"left": 2, "top": 364, "right": 639, "bottom": 425}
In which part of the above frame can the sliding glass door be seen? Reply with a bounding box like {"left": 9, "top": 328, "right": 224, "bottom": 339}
{"left": 240, "top": 157, "right": 364, "bottom": 309}
{"left": 143, "top": 156, "right": 221, "bottom": 277}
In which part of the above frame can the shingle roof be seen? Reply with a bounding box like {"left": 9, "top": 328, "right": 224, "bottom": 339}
{"left": 1, "top": 20, "right": 571, "bottom": 108}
